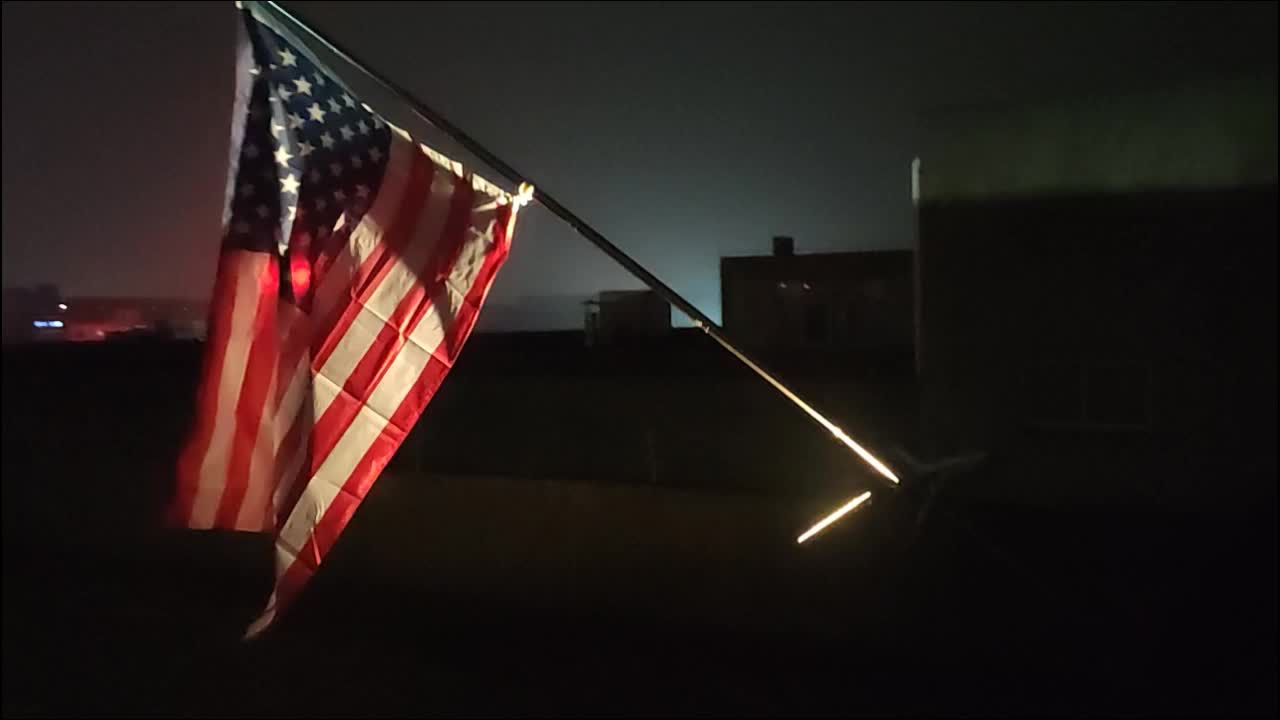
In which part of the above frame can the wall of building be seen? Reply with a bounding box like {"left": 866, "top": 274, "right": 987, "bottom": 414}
{"left": 720, "top": 250, "right": 913, "bottom": 354}
{"left": 916, "top": 85, "right": 1277, "bottom": 509}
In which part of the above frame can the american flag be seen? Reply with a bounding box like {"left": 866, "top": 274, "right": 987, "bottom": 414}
{"left": 170, "top": 4, "right": 528, "bottom": 637}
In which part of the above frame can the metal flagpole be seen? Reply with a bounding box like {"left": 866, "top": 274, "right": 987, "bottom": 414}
{"left": 255, "top": 0, "right": 901, "bottom": 489}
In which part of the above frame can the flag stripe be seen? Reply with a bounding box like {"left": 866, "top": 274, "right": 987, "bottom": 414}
{"left": 171, "top": 251, "right": 242, "bottom": 526}
{"left": 275, "top": 144, "right": 432, "bottom": 525}
{"left": 310, "top": 139, "right": 423, "bottom": 368}
{"left": 309, "top": 152, "right": 433, "bottom": 387}
{"left": 266, "top": 202, "right": 514, "bottom": 626}
{"left": 188, "top": 251, "right": 274, "bottom": 529}
{"left": 280, "top": 199, "right": 510, "bottom": 567}
{"left": 308, "top": 175, "right": 472, "bottom": 471}
{"left": 215, "top": 261, "right": 281, "bottom": 530}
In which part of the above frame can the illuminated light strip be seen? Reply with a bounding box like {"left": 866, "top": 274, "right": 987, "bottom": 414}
{"left": 831, "top": 428, "right": 899, "bottom": 485}
{"left": 796, "top": 491, "right": 873, "bottom": 544}
{"left": 697, "top": 323, "right": 901, "bottom": 486}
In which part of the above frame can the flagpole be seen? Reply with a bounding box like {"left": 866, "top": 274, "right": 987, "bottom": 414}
{"left": 255, "top": 1, "right": 901, "bottom": 489}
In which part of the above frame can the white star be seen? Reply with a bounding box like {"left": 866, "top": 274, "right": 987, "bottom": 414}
{"left": 307, "top": 103, "right": 326, "bottom": 123}
{"left": 314, "top": 73, "right": 326, "bottom": 87}
{"left": 256, "top": 204, "right": 270, "bottom": 219}
{"left": 287, "top": 112, "right": 304, "bottom": 130}
{"left": 274, "top": 146, "right": 292, "bottom": 166}
{"left": 315, "top": 197, "right": 327, "bottom": 211}
{"left": 308, "top": 168, "right": 323, "bottom": 184}
{"left": 293, "top": 77, "right": 313, "bottom": 95}
{"left": 356, "top": 120, "right": 370, "bottom": 135}
{"left": 350, "top": 154, "right": 363, "bottom": 169}
{"left": 249, "top": 66, "right": 261, "bottom": 76}
{"left": 277, "top": 85, "right": 293, "bottom": 102}
{"left": 342, "top": 93, "right": 355, "bottom": 108}
{"left": 355, "top": 184, "right": 370, "bottom": 199}
{"left": 340, "top": 125, "right": 355, "bottom": 141}
{"left": 271, "top": 119, "right": 286, "bottom": 137}
{"left": 327, "top": 97, "right": 342, "bottom": 113}
{"left": 298, "top": 140, "right": 314, "bottom": 157}
{"left": 329, "top": 162, "right": 343, "bottom": 177}
{"left": 368, "top": 147, "right": 383, "bottom": 163}
{"left": 239, "top": 183, "right": 254, "bottom": 198}
{"left": 279, "top": 48, "right": 297, "bottom": 67}
{"left": 280, "top": 174, "right": 300, "bottom": 195}
{"left": 232, "top": 220, "right": 251, "bottom": 234}
{"left": 333, "top": 189, "right": 347, "bottom": 202}
{"left": 243, "top": 143, "right": 259, "bottom": 159}
{"left": 287, "top": 204, "right": 298, "bottom": 220}
{"left": 319, "top": 132, "right": 335, "bottom": 148}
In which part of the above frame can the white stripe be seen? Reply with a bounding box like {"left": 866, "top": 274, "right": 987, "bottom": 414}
{"left": 270, "top": 413, "right": 310, "bottom": 521}
{"left": 310, "top": 166, "right": 452, "bottom": 422}
{"left": 273, "top": 354, "right": 310, "bottom": 450}
{"left": 189, "top": 252, "right": 271, "bottom": 529}
{"left": 232, "top": 305, "right": 309, "bottom": 531}
{"left": 309, "top": 136, "right": 415, "bottom": 336}
{"left": 235, "top": 359, "right": 279, "bottom": 531}
{"left": 276, "top": 190, "right": 500, "bottom": 560}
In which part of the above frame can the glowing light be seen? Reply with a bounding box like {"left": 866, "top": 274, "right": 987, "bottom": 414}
{"left": 50, "top": 320, "right": 64, "bottom": 328}
{"left": 797, "top": 491, "right": 872, "bottom": 544}
{"left": 290, "top": 260, "right": 311, "bottom": 299}
{"left": 830, "top": 427, "right": 900, "bottom": 484}
{"left": 58, "top": 303, "right": 68, "bottom": 310}
{"left": 32, "top": 321, "right": 47, "bottom": 328}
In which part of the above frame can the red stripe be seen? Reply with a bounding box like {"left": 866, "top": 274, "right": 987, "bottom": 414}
{"left": 293, "top": 203, "right": 514, "bottom": 576}
{"left": 271, "top": 407, "right": 310, "bottom": 530}
{"left": 311, "top": 155, "right": 435, "bottom": 370}
{"left": 213, "top": 260, "right": 280, "bottom": 529}
{"left": 308, "top": 180, "right": 476, "bottom": 472}
{"left": 272, "top": 305, "right": 311, "bottom": 412}
{"left": 276, "top": 156, "right": 435, "bottom": 525}
{"left": 170, "top": 251, "right": 246, "bottom": 527}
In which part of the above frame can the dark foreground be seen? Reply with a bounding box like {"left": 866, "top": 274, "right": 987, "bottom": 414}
{"left": 5, "top": 505, "right": 1275, "bottom": 717}
{"left": 3, "top": 343, "right": 1276, "bottom": 717}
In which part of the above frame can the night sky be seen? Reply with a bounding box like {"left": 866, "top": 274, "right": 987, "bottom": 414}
{"left": 3, "top": 1, "right": 1275, "bottom": 329}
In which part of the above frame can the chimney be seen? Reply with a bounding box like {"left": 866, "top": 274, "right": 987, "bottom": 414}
{"left": 772, "top": 236, "right": 794, "bottom": 257}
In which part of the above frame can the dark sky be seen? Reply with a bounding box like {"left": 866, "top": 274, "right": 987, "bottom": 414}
{"left": 3, "top": 1, "right": 1275, "bottom": 328}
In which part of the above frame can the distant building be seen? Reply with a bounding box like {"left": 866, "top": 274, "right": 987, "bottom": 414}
{"left": 3, "top": 285, "right": 65, "bottom": 343}
{"left": 720, "top": 238, "right": 913, "bottom": 353}
{"left": 915, "top": 83, "right": 1277, "bottom": 508}
{"left": 584, "top": 290, "right": 671, "bottom": 346}
{"left": 1, "top": 290, "right": 208, "bottom": 343}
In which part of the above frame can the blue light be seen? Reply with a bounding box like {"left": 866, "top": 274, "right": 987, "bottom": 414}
{"left": 49, "top": 320, "right": 64, "bottom": 328}
{"left": 32, "top": 321, "right": 48, "bottom": 328}
{"left": 32, "top": 320, "right": 64, "bottom": 328}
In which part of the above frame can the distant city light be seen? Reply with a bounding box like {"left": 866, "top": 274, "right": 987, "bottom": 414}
{"left": 796, "top": 491, "right": 873, "bottom": 544}
{"left": 58, "top": 303, "right": 68, "bottom": 310}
